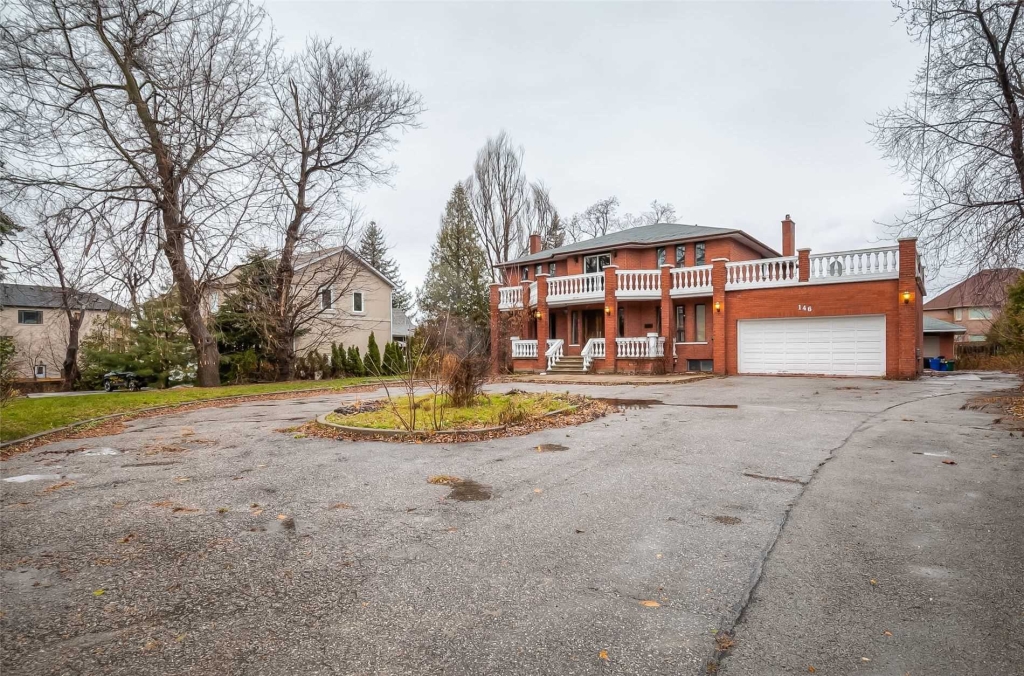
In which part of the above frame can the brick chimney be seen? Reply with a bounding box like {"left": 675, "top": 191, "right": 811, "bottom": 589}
{"left": 781, "top": 215, "right": 795, "bottom": 257}
{"left": 529, "top": 233, "right": 542, "bottom": 255}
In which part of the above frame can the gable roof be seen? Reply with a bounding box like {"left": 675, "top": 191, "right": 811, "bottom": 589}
{"left": 923, "top": 316, "right": 967, "bottom": 334}
{"left": 923, "top": 268, "right": 1022, "bottom": 310}
{"left": 500, "top": 222, "right": 780, "bottom": 267}
{"left": 1, "top": 284, "right": 125, "bottom": 312}
{"left": 212, "top": 246, "right": 396, "bottom": 290}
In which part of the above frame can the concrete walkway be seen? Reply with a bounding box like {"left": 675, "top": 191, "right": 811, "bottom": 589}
{"left": 503, "top": 372, "right": 713, "bottom": 386}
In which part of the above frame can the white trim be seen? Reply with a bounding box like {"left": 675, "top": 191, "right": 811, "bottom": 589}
{"left": 583, "top": 252, "right": 612, "bottom": 274}
{"left": 293, "top": 246, "right": 397, "bottom": 289}
{"left": 675, "top": 341, "right": 709, "bottom": 345}
{"left": 34, "top": 363, "right": 46, "bottom": 378}
{"left": 351, "top": 290, "right": 365, "bottom": 314}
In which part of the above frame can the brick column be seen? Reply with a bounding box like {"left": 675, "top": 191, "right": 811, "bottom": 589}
{"left": 488, "top": 283, "right": 501, "bottom": 375}
{"left": 897, "top": 238, "right": 921, "bottom": 379}
{"left": 711, "top": 258, "right": 729, "bottom": 376}
{"left": 603, "top": 265, "right": 618, "bottom": 372}
{"left": 659, "top": 264, "right": 673, "bottom": 372}
{"left": 535, "top": 273, "right": 549, "bottom": 372}
{"left": 797, "top": 248, "right": 811, "bottom": 283}
{"left": 520, "top": 280, "right": 532, "bottom": 338}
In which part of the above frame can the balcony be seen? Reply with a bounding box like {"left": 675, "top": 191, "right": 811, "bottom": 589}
{"left": 807, "top": 247, "right": 900, "bottom": 283}
{"left": 725, "top": 256, "right": 799, "bottom": 290}
{"left": 670, "top": 265, "right": 713, "bottom": 297}
{"left": 616, "top": 270, "right": 660, "bottom": 299}
{"left": 546, "top": 272, "right": 605, "bottom": 306}
{"left": 498, "top": 285, "right": 523, "bottom": 310}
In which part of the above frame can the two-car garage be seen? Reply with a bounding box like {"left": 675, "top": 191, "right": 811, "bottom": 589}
{"left": 737, "top": 315, "right": 887, "bottom": 377}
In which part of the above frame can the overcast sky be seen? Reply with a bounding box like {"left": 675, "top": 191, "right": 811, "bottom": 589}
{"left": 268, "top": 1, "right": 938, "bottom": 296}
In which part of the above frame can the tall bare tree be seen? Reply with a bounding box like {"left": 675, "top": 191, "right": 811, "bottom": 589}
{"left": 568, "top": 196, "right": 621, "bottom": 242}
{"left": 0, "top": 0, "right": 274, "bottom": 386}
{"left": 263, "top": 38, "right": 422, "bottom": 380}
{"left": 528, "top": 181, "right": 564, "bottom": 249}
{"left": 466, "top": 131, "right": 531, "bottom": 279}
{"left": 874, "top": 0, "right": 1024, "bottom": 270}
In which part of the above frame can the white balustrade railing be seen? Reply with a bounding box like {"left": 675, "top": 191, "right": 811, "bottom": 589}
{"left": 808, "top": 246, "right": 899, "bottom": 282}
{"left": 725, "top": 256, "right": 799, "bottom": 290}
{"left": 615, "top": 269, "right": 661, "bottom": 298}
{"left": 615, "top": 333, "right": 665, "bottom": 359}
{"left": 545, "top": 339, "right": 564, "bottom": 370}
{"left": 546, "top": 273, "right": 604, "bottom": 303}
{"left": 498, "top": 285, "right": 522, "bottom": 309}
{"left": 510, "top": 338, "right": 537, "bottom": 359}
{"left": 670, "top": 265, "right": 713, "bottom": 296}
{"left": 581, "top": 338, "right": 605, "bottom": 371}
{"left": 528, "top": 281, "right": 537, "bottom": 306}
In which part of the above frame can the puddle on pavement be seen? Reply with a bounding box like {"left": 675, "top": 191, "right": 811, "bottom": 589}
{"left": 598, "top": 398, "right": 663, "bottom": 410}
{"left": 3, "top": 474, "right": 64, "bottom": 483}
{"left": 535, "top": 444, "right": 569, "bottom": 453}
{"left": 713, "top": 515, "right": 742, "bottom": 525}
{"left": 681, "top": 404, "right": 739, "bottom": 409}
{"left": 447, "top": 479, "right": 492, "bottom": 502}
{"left": 83, "top": 448, "right": 119, "bottom": 456}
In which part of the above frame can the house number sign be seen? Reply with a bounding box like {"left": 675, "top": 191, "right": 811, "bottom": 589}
{"left": 798, "top": 304, "right": 813, "bottom": 312}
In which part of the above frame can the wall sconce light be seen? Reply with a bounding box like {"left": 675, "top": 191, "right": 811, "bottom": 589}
{"left": 714, "top": 301, "right": 723, "bottom": 313}
{"left": 604, "top": 305, "right": 612, "bottom": 316}
{"left": 901, "top": 290, "right": 914, "bottom": 305}
{"left": 534, "top": 310, "right": 542, "bottom": 319}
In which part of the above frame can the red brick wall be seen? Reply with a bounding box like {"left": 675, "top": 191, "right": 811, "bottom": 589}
{"left": 722, "top": 279, "right": 903, "bottom": 376}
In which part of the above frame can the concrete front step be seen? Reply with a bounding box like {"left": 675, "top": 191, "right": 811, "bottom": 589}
{"left": 549, "top": 356, "right": 588, "bottom": 373}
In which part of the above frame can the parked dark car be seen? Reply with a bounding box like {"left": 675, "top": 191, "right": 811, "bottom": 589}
{"left": 102, "top": 371, "right": 145, "bottom": 392}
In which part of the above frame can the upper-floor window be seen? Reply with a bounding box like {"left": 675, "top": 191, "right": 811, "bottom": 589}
{"left": 536, "top": 264, "right": 543, "bottom": 277}
{"left": 352, "top": 291, "right": 364, "bottom": 313}
{"left": 675, "top": 245, "right": 686, "bottom": 267}
{"left": 656, "top": 247, "right": 666, "bottom": 267}
{"left": 584, "top": 253, "right": 611, "bottom": 274}
{"left": 968, "top": 307, "right": 993, "bottom": 320}
{"left": 548, "top": 262, "right": 556, "bottom": 277}
{"left": 18, "top": 310, "right": 42, "bottom": 325}
{"left": 953, "top": 308, "right": 963, "bottom": 321}
{"left": 521, "top": 266, "right": 529, "bottom": 280}
{"left": 695, "top": 242, "right": 706, "bottom": 266}
{"left": 319, "top": 287, "right": 333, "bottom": 311}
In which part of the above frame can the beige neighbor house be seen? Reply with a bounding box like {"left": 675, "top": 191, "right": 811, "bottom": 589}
{"left": 923, "top": 268, "right": 1023, "bottom": 345}
{"left": 0, "top": 283, "right": 125, "bottom": 387}
{"left": 207, "top": 246, "right": 398, "bottom": 362}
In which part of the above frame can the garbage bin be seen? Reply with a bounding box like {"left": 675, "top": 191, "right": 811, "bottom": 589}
{"left": 943, "top": 360, "right": 956, "bottom": 371}
{"left": 927, "top": 357, "right": 941, "bottom": 370}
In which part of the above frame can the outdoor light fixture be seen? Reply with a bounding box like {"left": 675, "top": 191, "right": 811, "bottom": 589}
{"left": 534, "top": 310, "right": 542, "bottom": 319}
{"left": 714, "top": 301, "right": 722, "bottom": 313}
{"left": 604, "top": 305, "right": 612, "bottom": 315}
{"left": 902, "top": 290, "right": 914, "bottom": 305}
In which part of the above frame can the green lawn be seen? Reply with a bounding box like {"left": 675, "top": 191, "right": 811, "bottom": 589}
{"left": 0, "top": 377, "right": 386, "bottom": 443}
{"left": 325, "top": 392, "right": 571, "bottom": 431}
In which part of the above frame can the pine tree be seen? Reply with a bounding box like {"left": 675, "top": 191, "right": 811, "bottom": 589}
{"left": 347, "top": 345, "right": 365, "bottom": 376}
{"left": 417, "top": 183, "right": 489, "bottom": 326}
{"left": 363, "top": 332, "right": 382, "bottom": 375}
{"left": 358, "top": 221, "right": 412, "bottom": 311}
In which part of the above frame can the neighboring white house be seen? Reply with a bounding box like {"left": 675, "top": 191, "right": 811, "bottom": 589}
{"left": 0, "top": 284, "right": 125, "bottom": 384}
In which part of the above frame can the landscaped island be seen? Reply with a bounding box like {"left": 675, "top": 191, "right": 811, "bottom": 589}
{"left": 313, "top": 391, "right": 609, "bottom": 440}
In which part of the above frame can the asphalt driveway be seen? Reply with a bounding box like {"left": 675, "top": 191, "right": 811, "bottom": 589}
{"left": 1, "top": 374, "right": 1020, "bottom": 675}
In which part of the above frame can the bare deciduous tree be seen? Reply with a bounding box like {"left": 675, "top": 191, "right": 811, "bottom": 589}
{"left": 873, "top": 0, "right": 1024, "bottom": 271}
{"left": 568, "top": 196, "right": 621, "bottom": 242}
{"left": 0, "top": 0, "right": 275, "bottom": 386}
{"left": 466, "top": 131, "right": 531, "bottom": 278}
{"left": 263, "top": 38, "right": 422, "bottom": 380}
{"left": 528, "top": 181, "right": 565, "bottom": 249}
{"left": 641, "top": 200, "right": 677, "bottom": 225}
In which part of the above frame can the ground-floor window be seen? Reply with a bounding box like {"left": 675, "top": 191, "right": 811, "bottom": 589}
{"left": 675, "top": 306, "right": 686, "bottom": 342}
{"left": 617, "top": 307, "right": 625, "bottom": 337}
{"left": 687, "top": 359, "right": 713, "bottom": 372}
{"left": 34, "top": 363, "right": 46, "bottom": 378}
{"left": 549, "top": 312, "right": 557, "bottom": 340}
{"left": 695, "top": 304, "right": 706, "bottom": 341}
{"left": 570, "top": 310, "right": 579, "bottom": 345}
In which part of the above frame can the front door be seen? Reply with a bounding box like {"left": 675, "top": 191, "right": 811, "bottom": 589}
{"left": 581, "top": 310, "right": 604, "bottom": 342}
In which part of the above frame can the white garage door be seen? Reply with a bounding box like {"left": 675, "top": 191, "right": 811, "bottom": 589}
{"left": 738, "top": 315, "right": 886, "bottom": 376}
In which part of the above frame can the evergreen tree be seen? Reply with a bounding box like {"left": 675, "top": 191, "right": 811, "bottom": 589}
{"left": 417, "top": 183, "right": 490, "bottom": 326}
{"left": 347, "top": 345, "right": 365, "bottom": 376}
{"left": 358, "top": 220, "right": 413, "bottom": 311}
{"left": 363, "top": 332, "right": 382, "bottom": 375}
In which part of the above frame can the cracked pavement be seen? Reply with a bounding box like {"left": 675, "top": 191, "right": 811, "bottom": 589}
{"left": 1, "top": 373, "right": 1020, "bottom": 675}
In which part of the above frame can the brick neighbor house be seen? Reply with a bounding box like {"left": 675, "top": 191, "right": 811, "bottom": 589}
{"left": 489, "top": 216, "right": 925, "bottom": 379}
{"left": 923, "top": 268, "right": 1023, "bottom": 345}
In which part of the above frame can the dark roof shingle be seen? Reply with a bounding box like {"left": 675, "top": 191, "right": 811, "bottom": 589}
{"left": 1, "top": 284, "right": 125, "bottom": 312}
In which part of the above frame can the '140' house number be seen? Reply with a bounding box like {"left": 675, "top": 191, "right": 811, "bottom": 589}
{"left": 798, "top": 304, "right": 813, "bottom": 312}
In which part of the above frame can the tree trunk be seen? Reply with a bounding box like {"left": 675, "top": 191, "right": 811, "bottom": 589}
{"left": 60, "top": 312, "right": 83, "bottom": 391}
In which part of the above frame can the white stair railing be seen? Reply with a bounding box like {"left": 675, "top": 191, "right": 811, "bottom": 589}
{"left": 808, "top": 246, "right": 899, "bottom": 282}
{"left": 510, "top": 337, "right": 538, "bottom": 359}
{"left": 581, "top": 337, "right": 606, "bottom": 371}
{"left": 725, "top": 256, "right": 799, "bottom": 289}
{"left": 670, "top": 265, "right": 713, "bottom": 296}
{"left": 615, "top": 333, "right": 665, "bottom": 359}
{"left": 615, "top": 269, "right": 661, "bottom": 298}
{"left": 545, "top": 339, "right": 564, "bottom": 370}
{"left": 546, "top": 272, "right": 605, "bottom": 302}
